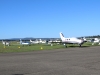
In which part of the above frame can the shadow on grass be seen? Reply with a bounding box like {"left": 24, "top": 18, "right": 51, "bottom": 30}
{"left": 68, "top": 45, "right": 90, "bottom": 48}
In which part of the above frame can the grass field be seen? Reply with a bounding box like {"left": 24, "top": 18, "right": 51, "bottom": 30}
{"left": 0, "top": 41, "right": 99, "bottom": 53}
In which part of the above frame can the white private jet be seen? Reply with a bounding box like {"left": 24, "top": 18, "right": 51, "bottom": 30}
{"left": 20, "top": 39, "right": 31, "bottom": 46}
{"left": 60, "top": 32, "right": 86, "bottom": 47}
{"left": 91, "top": 38, "right": 100, "bottom": 45}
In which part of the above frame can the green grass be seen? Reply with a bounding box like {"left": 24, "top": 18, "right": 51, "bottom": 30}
{"left": 0, "top": 43, "right": 64, "bottom": 53}
{"left": 0, "top": 41, "right": 99, "bottom": 53}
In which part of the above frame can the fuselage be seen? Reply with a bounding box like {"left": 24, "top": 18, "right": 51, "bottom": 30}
{"left": 62, "top": 38, "right": 83, "bottom": 44}
{"left": 21, "top": 42, "right": 30, "bottom": 45}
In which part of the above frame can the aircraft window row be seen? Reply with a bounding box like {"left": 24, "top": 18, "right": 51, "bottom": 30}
{"left": 66, "top": 39, "right": 70, "bottom": 40}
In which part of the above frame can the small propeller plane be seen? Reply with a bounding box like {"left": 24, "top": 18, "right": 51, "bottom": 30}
{"left": 20, "top": 39, "right": 31, "bottom": 46}
{"left": 2, "top": 40, "right": 10, "bottom": 46}
{"left": 60, "top": 32, "right": 86, "bottom": 47}
{"left": 91, "top": 38, "right": 100, "bottom": 45}
{"left": 30, "top": 39, "right": 39, "bottom": 44}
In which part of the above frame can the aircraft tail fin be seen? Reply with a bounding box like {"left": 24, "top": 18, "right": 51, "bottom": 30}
{"left": 20, "top": 39, "right": 22, "bottom": 44}
{"left": 2, "top": 40, "right": 3, "bottom": 43}
{"left": 30, "top": 39, "right": 32, "bottom": 42}
{"left": 60, "top": 32, "right": 65, "bottom": 40}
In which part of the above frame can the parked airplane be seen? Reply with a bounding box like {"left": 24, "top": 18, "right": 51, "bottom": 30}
{"left": 60, "top": 32, "right": 86, "bottom": 47}
{"left": 2, "top": 40, "right": 10, "bottom": 46}
{"left": 91, "top": 38, "right": 100, "bottom": 45}
{"left": 30, "top": 39, "right": 39, "bottom": 44}
{"left": 20, "top": 39, "right": 31, "bottom": 46}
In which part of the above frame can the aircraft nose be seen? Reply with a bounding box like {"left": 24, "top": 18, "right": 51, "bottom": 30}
{"left": 81, "top": 39, "right": 84, "bottom": 43}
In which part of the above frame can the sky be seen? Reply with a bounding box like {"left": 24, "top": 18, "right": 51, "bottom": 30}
{"left": 0, "top": 0, "right": 100, "bottom": 39}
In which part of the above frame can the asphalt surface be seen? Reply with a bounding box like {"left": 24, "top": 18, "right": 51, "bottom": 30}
{"left": 0, "top": 46, "right": 100, "bottom": 75}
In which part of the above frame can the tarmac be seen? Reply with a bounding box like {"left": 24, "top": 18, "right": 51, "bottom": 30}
{"left": 0, "top": 46, "right": 100, "bottom": 75}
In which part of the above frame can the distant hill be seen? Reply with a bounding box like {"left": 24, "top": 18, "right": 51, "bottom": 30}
{"left": 0, "top": 38, "right": 60, "bottom": 41}
{"left": 0, "top": 35, "right": 100, "bottom": 41}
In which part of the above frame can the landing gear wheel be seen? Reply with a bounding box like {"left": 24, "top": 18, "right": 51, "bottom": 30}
{"left": 79, "top": 44, "right": 81, "bottom": 47}
{"left": 65, "top": 45, "right": 67, "bottom": 48}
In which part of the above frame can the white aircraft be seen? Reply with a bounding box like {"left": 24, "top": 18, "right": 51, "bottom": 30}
{"left": 91, "top": 38, "right": 100, "bottom": 45}
{"left": 20, "top": 39, "right": 31, "bottom": 45}
{"left": 2, "top": 40, "right": 10, "bottom": 46}
{"left": 60, "top": 32, "right": 86, "bottom": 47}
{"left": 30, "top": 39, "right": 39, "bottom": 44}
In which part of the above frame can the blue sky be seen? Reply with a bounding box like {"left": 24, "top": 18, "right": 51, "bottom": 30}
{"left": 0, "top": 0, "right": 100, "bottom": 39}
